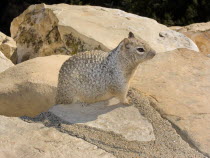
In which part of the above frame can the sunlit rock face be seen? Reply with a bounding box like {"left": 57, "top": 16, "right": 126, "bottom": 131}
{"left": 0, "top": 55, "right": 69, "bottom": 117}
{"left": 170, "top": 21, "right": 210, "bottom": 57}
{"left": 0, "top": 51, "right": 13, "bottom": 73}
{"left": 0, "top": 32, "right": 16, "bottom": 63}
{"left": 132, "top": 48, "right": 210, "bottom": 157}
{"left": 0, "top": 115, "right": 116, "bottom": 158}
{"left": 11, "top": 3, "right": 198, "bottom": 63}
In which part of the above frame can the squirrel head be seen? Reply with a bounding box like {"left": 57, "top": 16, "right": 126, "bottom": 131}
{"left": 119, "top": 32, "right": 156, "bottom": 63}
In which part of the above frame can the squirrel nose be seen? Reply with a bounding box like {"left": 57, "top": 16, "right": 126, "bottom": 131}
{"left": 149, "top": 49, "right": 156, "bottom": 57}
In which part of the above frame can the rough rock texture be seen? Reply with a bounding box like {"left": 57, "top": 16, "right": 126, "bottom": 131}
{"left": 50, "top": 98, "right": 155, "bottom": 142}
{"left": 0, "top": 55, "right": 69, "bottom": 117}
{"left": 0, "top": 51, "right": 13, "bottom": 73}
{"left": 11, "top": 3, "right": 198, "bottom": 63}
{"left": 21, "top": 89, "right": 205, "bottom": 158}
{"left": 0, "top": 32, "right": 17, "bottom": 63}
{"left": 170, "top": 22, "right": 210, "bottom": 56}
{"left": 132, "top": 48, "right": 210, "bottom": 157}
{"left": 0, "top": 115, "right": 115, "bottom": 158}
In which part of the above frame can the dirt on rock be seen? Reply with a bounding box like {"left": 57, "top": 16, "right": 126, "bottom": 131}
{"left": 21, "top": 89, "right": 207, "bottom": 158}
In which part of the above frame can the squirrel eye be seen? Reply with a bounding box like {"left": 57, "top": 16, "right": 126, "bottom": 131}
{"left": 137, "top": 47, "right": 145, "bottom": 52}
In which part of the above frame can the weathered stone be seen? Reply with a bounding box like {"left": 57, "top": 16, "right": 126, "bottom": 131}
{"left": 132, "top": 48, "right": 210, "bottom": 157}
{"left": 0, "top": 32, "right": 17, "bottom": 62}
{"left": 0, "top": 115, "right": 115, "bottom": 158}
{"left": 170, "top": 22, "right": 210, "bottom": 56}
{"left": 0, "top": 51, "right": 13, "bottom": 73}
{"left": 0, "top": 55, "right": 69, "bottom": 117}
{"left": 23, "top": 90, "right": 205, "bottom": 158}
{"left": 50, "top": 98, "right": 155, "bottom": 142}
{"left": 11, "top": 3, "right": 198, "bottom": 63}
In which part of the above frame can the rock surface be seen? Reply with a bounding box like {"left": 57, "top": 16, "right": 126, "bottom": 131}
{"left": 11, "top": 3, "right": 198, "bottom": 63}
{"left": 0, "top": 51, "right": 13, "bottom": 73}
{"left": 50, "top": 98, "right": 155, "bottom": 142}
{"left": 0, "top": 32, "right": 17, "bottom": 62}
{"left": 21, "top": 90, "right": 205, "bottom": 158}
{"left": 132, "top": 48, "right": 210, "bottom": 157}
{"left": 0, "top": 115, "right": 115, "bottom": 158}
{"left": 0, "top": 55, "right": 69, "bottom": 117}
{"left": 170, "top": 22, "right": 210, "bottom": 56}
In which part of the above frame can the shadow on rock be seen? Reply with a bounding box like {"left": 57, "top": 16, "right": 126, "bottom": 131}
{"left": 20, "top": 97, "right": 155, "bottom": 142}
{"left": 49, "top": 98, "right": 125, "bottom": 123}
{"left": 20, "top": 98, "right": 124, "bottom": 124}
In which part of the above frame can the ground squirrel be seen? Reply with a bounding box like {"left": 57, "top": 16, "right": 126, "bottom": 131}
{"left": 56, "top": 32, "right": 156, "bottom": 105}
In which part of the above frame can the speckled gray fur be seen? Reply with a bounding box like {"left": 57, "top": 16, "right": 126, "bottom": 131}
{"left": 56, "top": 32, "right": 156, "bottom": 104}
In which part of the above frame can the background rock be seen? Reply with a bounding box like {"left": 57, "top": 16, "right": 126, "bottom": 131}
{"left": 0, "top": 32, "right": 16, "bottom": 63}
{"left": 0, "top": 55, "right": 69, "bottom": 117}
{"left": 11, "top": 3, "right": 198, "bottom": 63}
{"left": 0, "top": 115, "right": 115, "bottom": 158}
{"left": 0, "top": 51, "right": 13, "bottom": 73}
{"left": 132, "top": 48, "right": 210, "bottom": 157}
{"left": 170, "top": 22, "right": 210, "bottom": 56}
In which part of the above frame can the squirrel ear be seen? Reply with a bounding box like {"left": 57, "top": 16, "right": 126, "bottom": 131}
{"left": 123, "top": 38, "right": 129, "bottom": 45}
{"left": 123, "top": 38, "right": 130, "bottom": 49}
{"left": 128, "top": 32, "right": 135, "bottom": 38}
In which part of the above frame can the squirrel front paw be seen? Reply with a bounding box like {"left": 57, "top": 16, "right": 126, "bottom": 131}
{"left": 121, "top": 98, "right": 130, "bottom": 105}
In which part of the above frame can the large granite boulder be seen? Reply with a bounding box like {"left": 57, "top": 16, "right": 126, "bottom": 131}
{"left": 0, "top": 55, "right": 69, "bottom": 117}
{"left": 132, "top": 48, "right": 210, "bottom": 157}
{"left": 0, "top": 115, "right": 115, "bottom": 158}
{"left": 11, "top": 3, "right": 198, "bottom": 63}
{"left": 0, "top": 51, "right": 13, "bottom": 73}
{"left": 0, "top": 32, "right": 17, "bottom": 63}
{"left": 170, "top": 22, "right": 210, "bottom": 56}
